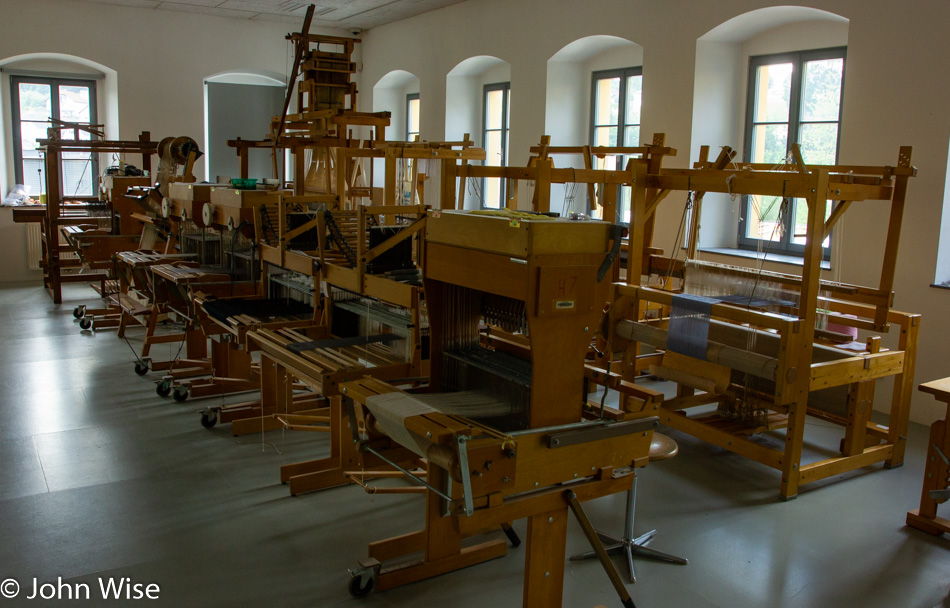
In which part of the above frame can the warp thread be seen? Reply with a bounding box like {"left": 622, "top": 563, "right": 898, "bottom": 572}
{"left": 666, "top": 293, "right": 718, "bottom": 359}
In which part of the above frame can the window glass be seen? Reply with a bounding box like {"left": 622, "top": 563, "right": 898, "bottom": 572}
{"left": 625, "top": 75, "right": 642, "bottom": 125}
{"left": 590, "top": 67, "right": 642, "bottom": 222}
{"left": 12, "top": 77, "right": 97, "bottom": 197}
{"left": 595, "top": 77, "right": 619, "bottom": 126}
{"left": 19, "top": 83, "right": 51, "bottom": 121}
{"left": 800, "top": 59, "right": 842, "bottom": 122}
{"left": 482, "top": 83, "right": 510, "bottom": 209}
{"left": 740, "top": 48, "right": 845, "bottom": 256}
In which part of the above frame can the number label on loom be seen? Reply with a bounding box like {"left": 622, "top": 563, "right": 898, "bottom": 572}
{"left": 537, "top": 266, "right": 594, "bottom": 317}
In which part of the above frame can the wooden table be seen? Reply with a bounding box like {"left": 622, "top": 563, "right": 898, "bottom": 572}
{"left": 906, "top": 378, "right": 950, "bottom": 535}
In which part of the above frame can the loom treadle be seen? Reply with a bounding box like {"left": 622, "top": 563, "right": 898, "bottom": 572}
{"left": 689, "top": 411, "right": 788, "bottom": 436}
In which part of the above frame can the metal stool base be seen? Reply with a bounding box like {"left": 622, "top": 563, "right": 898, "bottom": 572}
{"left": 569, "top": 478, "right": 687, "bottom": 583}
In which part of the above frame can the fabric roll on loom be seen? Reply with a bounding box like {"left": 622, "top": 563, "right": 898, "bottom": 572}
{"left": 363, "top": 391, "right": 516, "bottom": 481}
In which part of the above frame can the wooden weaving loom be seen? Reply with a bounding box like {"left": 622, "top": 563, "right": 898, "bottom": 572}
{"left": 337, "top": 197, "right": 659, "bottom": 607}
{"left": 73, "top": 136, "right": 203, "bottom": 332}
{"left": 35, "top": 125, "right": 158, "bottom": 304}
{"left": 243, "top": 142, "right": 480, "bottom": 482}
{"left": 603, "top": 144, "right": 919, "bottom": 500}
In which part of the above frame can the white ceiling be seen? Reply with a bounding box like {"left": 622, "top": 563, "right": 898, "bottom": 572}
{"left": 70, "top": 0, "right": 468, "bottom": 29}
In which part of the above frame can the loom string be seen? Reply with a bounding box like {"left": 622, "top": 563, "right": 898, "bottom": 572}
{"left": 660, "top": 189, "right": 693, "bottom": 290}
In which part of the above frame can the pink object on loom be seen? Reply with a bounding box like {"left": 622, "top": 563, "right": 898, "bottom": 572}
{"left": 827, "top": 314, "right": 859, "bottom": 340}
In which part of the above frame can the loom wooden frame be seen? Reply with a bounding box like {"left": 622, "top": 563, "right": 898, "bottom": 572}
{"left": 610, "top": 145, "right": 919, "bottom": 500}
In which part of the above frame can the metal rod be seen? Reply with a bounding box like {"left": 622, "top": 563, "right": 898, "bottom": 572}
{"left": 361, "top": 444, "right": 454, "bottom": 502}
{"left": 509, "top": 418, "right": 611, "bottom": 437}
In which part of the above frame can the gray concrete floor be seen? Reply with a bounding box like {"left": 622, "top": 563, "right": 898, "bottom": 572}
{"left": 0, "top": 281, "right": 947, "bottom": 608}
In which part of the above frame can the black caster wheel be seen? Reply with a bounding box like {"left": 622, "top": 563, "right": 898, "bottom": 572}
{"left": 73, "top": 305, "right": 85, "bottom": 319}
{"left": 200, "top": 411, "right": 218, "bottom": 428}
{"left": 156, "top": 380, "right": 172, "bottom": 397}
{"left": 134, "top": 361, "right": 149, "bottom": 376}
{"left": 348, "top": 576, "right": 374, "bottom": 599}
{"left": 173, "top": 386, "right": 189, "bottom": 402}
{"left": 79, "top": 318, "right": 92, "bottom": 330}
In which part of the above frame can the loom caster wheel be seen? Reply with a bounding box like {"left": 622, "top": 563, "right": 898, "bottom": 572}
{"left": 156, "top": 379, "right": 172, "bottom": 397}
{"left": 173, "top": 386, "right": 189, "bottom": 402}
{"left": 73, "top": 305, "right": 86, "bottom": 319}
{"left": 347, "top": 575, "right": 374, "bottom": 598}
{"left": 79, "top": 318, "right": 92, "bottom": 330}
{"left": 134, "top": 361, "right": 149, "bottom": 376}
{"left": 200, "top": 411, "right": 217, "bottom": 429}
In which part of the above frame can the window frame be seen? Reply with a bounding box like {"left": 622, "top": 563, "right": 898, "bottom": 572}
{"left": 481, "top": 81, "right": 510, "bottom": 209}
{"left": 11, "top": 75, "right": 99, "bottom": 197}
{"left": 589, "top": 66, "right": 642, "bottom": 223}
{"left": 738, "top": 46, "right": 846, "bottom": 258}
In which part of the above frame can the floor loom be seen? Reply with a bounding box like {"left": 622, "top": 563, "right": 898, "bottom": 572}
{"left": 604, "top": 145, "right": 919, "bottom": 500}
{"left": 35, "top": 124, "right": 158, "bottom": 304}
{"left": 338, "top": 210, "right": 656, "bottom": 607}
{"left": 72, "top": 138, "right": 203, "bottom": 331}
{"left": 242, "top": 143, "right": 483, "bottom": 484}
{"left": 148, "top": 185, "right": 286, "bottom": 396}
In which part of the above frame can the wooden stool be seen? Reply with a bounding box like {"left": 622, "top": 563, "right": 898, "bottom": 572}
{"left": 570, "top": 433, "right": 688, "bottom": 583}
{"left": 906, "top": 378, "right": 950, "bottom": 535}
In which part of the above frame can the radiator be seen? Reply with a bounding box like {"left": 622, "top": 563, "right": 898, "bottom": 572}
{"left": 26, "top": 223, "right": 42, "bottom": 270}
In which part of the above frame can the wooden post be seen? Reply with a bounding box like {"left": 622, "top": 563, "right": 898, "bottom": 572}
{"left": 523, "top": 507, "right": 568, "bottom": 607}
{"left": 534, "top": 158, "right": 552, "bottom": 213}
{"left": 875, "top": 147, "right": 913, "bottom": 328}
{"left": 44, "top": 142, "right": 63, "bottom": 303}
{"left": 887, "top": 312, "right": 920, "bottom": 467}
{"left": 384, "top": 147, "right": 397, "bottom": 206}
{"left": 780, "top": 169, "right": 828, "bottom": 500}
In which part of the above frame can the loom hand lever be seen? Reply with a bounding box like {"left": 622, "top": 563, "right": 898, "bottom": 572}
{"left": 597, "top": 224, "right": 624, "bottom": 282}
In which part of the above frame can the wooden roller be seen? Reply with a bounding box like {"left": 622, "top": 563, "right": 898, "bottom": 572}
{"left": 425, "top": 443, "right": 462, "bottom": 482}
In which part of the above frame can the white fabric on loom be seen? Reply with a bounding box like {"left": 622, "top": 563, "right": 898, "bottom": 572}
{"left": 365, "top": 392, "right": 438, "bottom": 457}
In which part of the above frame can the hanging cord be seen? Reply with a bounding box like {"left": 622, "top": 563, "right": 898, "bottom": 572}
{"left": 747, "top": 195, "right": 789, "bottom": 307}
{"left": 561, "top": 176, "right": 578, "bottom": 217}
{"left": 467, "top": 176, "right": 483, "bottom": 207}
{"left": 660, "top": 190, "right": 693, "bottom": 289}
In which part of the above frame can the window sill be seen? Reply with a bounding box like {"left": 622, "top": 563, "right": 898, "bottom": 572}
{"left": 930, "top": 282, "right": 950, "bottom": 291}
{"left": 698, "top": 247, "right": 831, "bottom": 270}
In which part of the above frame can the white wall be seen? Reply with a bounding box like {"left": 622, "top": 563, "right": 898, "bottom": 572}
{"left": 372, "top": 71, "right": 420, "bottom": 142}
{"left": 445, "top": 57, "right": 510, "bottom": 146}
{"left": 357, "top": 0, "right": 950, "bottom": 426}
